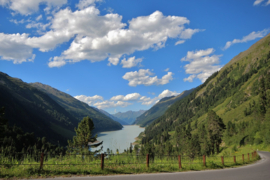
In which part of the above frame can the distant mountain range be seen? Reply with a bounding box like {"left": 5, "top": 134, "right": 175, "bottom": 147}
{"left": 112, "top": 110, "right": 146, "bottom": 125}
{"left": 134, "top": 89, "right": 194, "bottom": 127}
{"left": 0, "top": 73, "right": 122, "bottom": 145}
{"left": 97, "top": 109, "right": 129, "bottom": 125}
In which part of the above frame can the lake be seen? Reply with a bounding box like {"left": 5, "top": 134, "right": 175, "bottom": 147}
{"left": 91, "top": 125, "right": 144, "bottom": 153}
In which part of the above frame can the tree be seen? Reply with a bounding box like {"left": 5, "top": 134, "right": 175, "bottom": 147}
{"left": 0, "top": 107, "right": 8, "bottom": 144}
{"left": 68, "top": 116, "right": 100, "bottom": 154}
{"left": 207, "top": 110, "right": 226, "bottom": 154}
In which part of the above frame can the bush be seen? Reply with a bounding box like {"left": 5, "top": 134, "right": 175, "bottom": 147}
{"left": 254, "top": 138, "right": 263, "bottom": 145}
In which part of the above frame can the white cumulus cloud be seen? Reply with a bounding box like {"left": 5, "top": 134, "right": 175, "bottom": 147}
{"left": 223, "top": 29, "right": 270, "bottom": 50}
{"left": 0, "top": 33, "right": 35, "bottom": 63}
{"left": 121, "top": 56, "right": 142, "bottom": 68}
{"left": 76, "top": 0, "right": 102, "bottom": 9}
{"left": 122, "top": 69, "right": 173, "bottom": 87}
{"left": 110, "top": 93, "right": 141, "bottom": 101}
{"left": 46, "top": 9, "right": 201, "bottom": 67}
{"left": 0, "top": 0, "right": 67, "bottom": 15}
{"left": 181, "top": 48, "right": 222, "bottom": 83}
{"left": 0, "top": 5, "right": 201, "bottom": 66}
{"left": 74, "top": 94, "right": 104, "bottom": 106}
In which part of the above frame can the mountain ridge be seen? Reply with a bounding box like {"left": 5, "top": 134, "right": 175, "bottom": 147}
{"left": 134, "top": 88, "right": 194, "bottom": 127}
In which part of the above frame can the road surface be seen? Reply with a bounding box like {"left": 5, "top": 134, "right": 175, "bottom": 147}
{"left": 31, "top": 151, "right": 270, "bottom": 180}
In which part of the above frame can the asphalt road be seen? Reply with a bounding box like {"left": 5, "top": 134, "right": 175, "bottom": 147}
{"left": 30, "top": 151, "right": 270, "bottom": 180}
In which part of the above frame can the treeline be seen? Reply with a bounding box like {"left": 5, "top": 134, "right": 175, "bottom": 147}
{"left": 0, "top": 107, "right": 66, "bottom": 155}
{"left": 140, "top": 110, "right": 225, "bottom": 158}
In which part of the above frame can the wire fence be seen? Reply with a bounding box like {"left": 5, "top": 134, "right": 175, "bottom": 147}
{"left": 0, "top": 151, "right": 259, "bottom": 171}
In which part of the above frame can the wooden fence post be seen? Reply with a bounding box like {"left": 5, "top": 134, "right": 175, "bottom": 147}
{"left": 178, "top": 155, "right": 182, "bottom": 169}
{"left": 146, "top": 154, "right": 149, "bottom": 168}
{"left": 242, "top": 154, "right": 244, "bottom": 163}
{"left": 252, "top": 152, "right": 254, "bottom": 159}
{"left": 39, "top": 152, "right": 44, "bottom": 170}
{"left": 203, "top": 155, "right": 206, "bottom": 167}
{"left": 234, "top": 156, "right": 236, "bottom": 164}
{"left": 221, "top": 156, "right": 224, "bottom": 166}
{"left": 101, "top": 153, "right": 104, "bottom": 170}
{"left": 248, "top": 153, "right": 250, "bottom": 161}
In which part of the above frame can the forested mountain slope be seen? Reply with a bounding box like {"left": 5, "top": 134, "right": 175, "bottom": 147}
{"left": 134, "top": 89, "right": 194, "bottom": 127}
{"left": 140, "top": 33, "right": 270, "bottom": 156}
{"left": 0, "top": 72, "right": 77, "bottom": 144}
{"left": 30, "top": 83, "right": 123, "bottom": 131}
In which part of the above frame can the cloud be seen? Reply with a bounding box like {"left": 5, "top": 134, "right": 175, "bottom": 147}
{"left": 76, "top": 0, "right": 102, "bottom": 9}
{"left": 164, "top": 68, "right": 169, "bottom": 72}
{"left": 74, "top": 89, "right": 179, "bottom": 109}
{"left": 158, "top": 89, "right": 179, "bottom": 99}
{"left": 141, "top": 89, "right": 179, "bottom": 105}
{"left": 175, "top": 40, "right": 185, "bottom": 45}
{"left": 122, "top": 69, "right": 173, "bottom": 87}
{"left": 0, "top": 0, "right": 67, "bottom": 15}
{"left": 179, "top": 28, "right": 204, "bottom": 39}
{"left": 253, "top": 0, "right": 270, "bottom": 5}
{"left": 0, "top": 5, "right": 201, "bottom": 66}
{"left": 110, "top": 93, "right": 141, "bottom": 101}
{"left": 74, "top": 94, "right": 104, "bottom": 105}
{"left": 94, "top": 101, "right": 131, "bottom": 109}
{"left": 181, "top": 48, "right": 222, "bottom": 83}
{"left": 253, "top": 0, "right": 264, "bottom": 5}
{"left": 45, "top": 9, "right": 201, "bottom": 67}
{"left": 120, "top": 56, "right": 142, "bottom": 68}
{"left": 0, "top": 33, "right": 35, "bottom": 63}
{"left": 36, "top": 15, "right": 42, "bottom": 21}
{"left": 223, "top": 29, "right": 270, "bottom": 50}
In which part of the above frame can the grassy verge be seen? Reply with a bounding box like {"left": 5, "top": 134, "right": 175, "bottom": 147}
{"left": 0, "top": 145, "right": 262, "bottom": 179}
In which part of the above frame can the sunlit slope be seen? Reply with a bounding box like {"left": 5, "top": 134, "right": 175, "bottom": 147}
{"left": 142, "top": 33, "right": 270, "bottom": 145}
{"left": 134, "top": 89, "right": 194, "bottom": 127}
{"left": 30, "top": 83, "right": 123, "bottom": 131}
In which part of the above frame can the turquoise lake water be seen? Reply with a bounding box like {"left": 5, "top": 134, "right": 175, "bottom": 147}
{"left": 91, "top": 125, "right": 144, "bottom": 153}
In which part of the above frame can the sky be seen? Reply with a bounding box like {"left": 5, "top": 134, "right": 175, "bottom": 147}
{"left": 0, "top": 0, "right": 270, "bottom": 114}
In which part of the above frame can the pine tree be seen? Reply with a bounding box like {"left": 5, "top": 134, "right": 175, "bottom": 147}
{"left": 68, "top": 116, "right": 100, "bottom": 154}
{"left": 207, "top": 110, "right": 226, "bottom": 154}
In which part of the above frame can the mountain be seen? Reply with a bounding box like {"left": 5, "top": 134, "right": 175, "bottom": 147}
{"left": 30, "top": 83, "right": 123, "bottom": 132}
{"left": 97, "top": 109, "right": 129, "bottom": 125}
{"left": 141, "top": 33, "right": 270, "bottom": 152}
{"left": 113, "top": 110, "right": 146, "bottom": 125}
{"left": 134, "top": 89, "right": 194, "bottom": 127}
{"left": 0, "top": 72, "right": 77, "bottom": 144}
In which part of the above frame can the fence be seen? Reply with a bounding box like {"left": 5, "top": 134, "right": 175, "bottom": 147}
{"left": 0, "top": 151, "right": 259, "bottom": 171}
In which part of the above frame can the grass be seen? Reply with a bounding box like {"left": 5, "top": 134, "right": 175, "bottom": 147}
{"left": 0, "top": 145, "right": 262, "bottom": 179}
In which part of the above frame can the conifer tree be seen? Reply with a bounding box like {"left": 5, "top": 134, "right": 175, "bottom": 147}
{"left": 207, "top": 110, "right": 226, "bottom": 154}
{"left": 68, "top": 116, "right": 100, "bottom": 154}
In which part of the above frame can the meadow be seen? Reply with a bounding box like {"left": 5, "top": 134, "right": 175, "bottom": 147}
{"left": 0, "top": 145, "right": 263, "bottom": 179}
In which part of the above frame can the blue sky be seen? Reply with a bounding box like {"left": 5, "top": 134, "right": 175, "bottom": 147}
{"left": 0, "top": 0, "right": 269, "bottom": 114}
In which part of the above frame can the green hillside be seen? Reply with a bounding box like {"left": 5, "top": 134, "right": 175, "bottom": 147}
{"left": 134, "top": 89, "right": 194, "bottom": 127}
{"left": 139, "top": 33, "right": 270, "bottom": 155}
{"left": 30, "top": 83, "right": 123, "bottom": 132}
{"left": 0, "top": 72, "right": 77, "bottom": 144}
